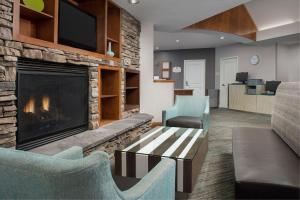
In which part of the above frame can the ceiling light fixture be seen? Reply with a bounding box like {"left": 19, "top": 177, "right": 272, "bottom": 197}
{"left": 128, "top": 0, "right": 140, "bottom": 4}
{"left": 176, "top": 40, "right": 180, "bottom": 43}
{"left": 155, "top": 46, "right": 160, "bottom": 50}
{"left": 220, "top": 36, "right": 225, "bottom": 40}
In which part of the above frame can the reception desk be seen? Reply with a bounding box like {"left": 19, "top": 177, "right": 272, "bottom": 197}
{"left": 229, "top": 84, "right": 274, "bottom": 115}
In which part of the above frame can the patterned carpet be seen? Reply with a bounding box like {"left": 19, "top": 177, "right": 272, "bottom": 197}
{"left": 187, "top": 109, "right": 271, "bottom": 200}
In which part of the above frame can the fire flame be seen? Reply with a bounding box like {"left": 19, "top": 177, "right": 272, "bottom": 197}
{"left": 42, "top": 96, "right": 50, "bottom": 111}
{"left": 23, "top": 97, "right": 35, "bottom": 113}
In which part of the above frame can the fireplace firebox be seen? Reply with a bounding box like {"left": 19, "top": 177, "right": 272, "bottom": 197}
{"left": 17, "top": 59, "right": 89, "bottom": 150}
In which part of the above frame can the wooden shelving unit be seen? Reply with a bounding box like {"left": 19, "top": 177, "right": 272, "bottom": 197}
{"left": 106, "top": 1, "right": 121, "bottom": 58}
{"left": 125, "top": 69, "right": 140, "bottom": 111}
{"left": 13, "top": 0, "right": 121, "bottom": 60}
{"left": 98, "top": 66, "right": 121, "bottom": 126}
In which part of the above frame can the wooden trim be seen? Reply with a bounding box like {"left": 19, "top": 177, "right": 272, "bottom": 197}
{"left": 99, "top": 65, "right": 120, "bottom": 71}
{"left": 53, "top": 0, "right": 59, "bottom": 44}
{"left": 154, "top": 80, "right": 175, "bottom": 83}
{"left": 13, "top": 0, "right": 20, "bottom": 40}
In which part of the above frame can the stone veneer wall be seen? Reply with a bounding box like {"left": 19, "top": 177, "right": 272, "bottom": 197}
{"left": 0, "top": 0, "right": 141, "bottom": 148}
{"left": 121, "top": 11, "right": 141, "bottom": 118}
{"left": 85, "top": 121, "right": 151, "bottom": 158}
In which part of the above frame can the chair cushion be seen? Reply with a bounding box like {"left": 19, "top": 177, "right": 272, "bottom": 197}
{"left": 166, "top": 116, "right": 203, "bottom": 129}
{"left": 233, "top": 127, "right": 300, "bottom": 199}
{"left": 272, "top": 82, "right": 300, "bottom": 157}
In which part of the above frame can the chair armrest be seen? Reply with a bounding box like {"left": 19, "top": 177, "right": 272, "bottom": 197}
{"left": 53, "top": 146, "right": 83, "bottom": 160}
{"left": 121, "top": 158, "right": 176, "bottom": 200}
{"left": 162, "top": 107, "right": 178, "bottom": 126}
{"left": 202, "top": 98, "right": 210, "bottom": 130}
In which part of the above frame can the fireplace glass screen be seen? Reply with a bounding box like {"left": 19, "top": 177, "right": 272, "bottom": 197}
{"left": 17, "top": 59, "right": 88, "bottom": 149}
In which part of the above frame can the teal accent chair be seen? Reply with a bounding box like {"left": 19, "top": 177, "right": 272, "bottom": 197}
{"left": 163, "top": 95, "right": 210, "bottom": 130}
{"left": 0, "top": 146, "right": 176, "bottom": 199}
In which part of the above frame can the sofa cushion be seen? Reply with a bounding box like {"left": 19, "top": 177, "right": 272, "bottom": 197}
{"left": 233, "top": 127, "right": 300, "bottom": 199}
{"left": 166, "top": 116, "right": 203, "bottom": 129}
{"left": 272, "top": 82, "right": 300, "bottom": 157}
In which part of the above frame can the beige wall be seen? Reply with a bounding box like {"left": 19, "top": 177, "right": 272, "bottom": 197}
{"left": 140, "top": 22, "right": 174, "bottom": 122}
{"left": 277, "top": 44, "right": 300, "bottom": 82}
{"left": 215, "top": 43, "right": 300, "bottom": 89}
{"left": 215, "top": 44, "right": 277, "bottom": 89}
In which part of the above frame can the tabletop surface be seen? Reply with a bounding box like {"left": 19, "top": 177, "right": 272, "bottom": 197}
{"left": 118, "top": 126, "right": 205, "bottom": 160}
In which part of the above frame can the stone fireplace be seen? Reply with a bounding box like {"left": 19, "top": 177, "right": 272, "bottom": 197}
{"left": 0, "top": 0, "right": 141, "bottom": 148}
{"left": 17, "top": 59, "right": 89, "bottom": 150}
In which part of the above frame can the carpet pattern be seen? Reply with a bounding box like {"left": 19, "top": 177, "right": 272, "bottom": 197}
{"left": 188, "top": 109, "right": 271, "bottom": 200}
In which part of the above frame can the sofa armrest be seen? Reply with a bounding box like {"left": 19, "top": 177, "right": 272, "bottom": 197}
{"left": 162, "top": 107, "right": 178, "bottom": 126}
{"left": 53, "top": 146, "right": 83, "bottom": 160}
{"left": 121, "top": 158, "right": 176, "bottom": 200}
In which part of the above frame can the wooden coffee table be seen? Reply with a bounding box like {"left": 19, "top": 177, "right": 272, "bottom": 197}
{"left": 115, "top": 126, "right": 208, "bottom": 193}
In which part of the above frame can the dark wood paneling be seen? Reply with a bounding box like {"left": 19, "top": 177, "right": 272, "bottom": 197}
{"left": 184, "top": 5, "right": 257, "bottom": 41}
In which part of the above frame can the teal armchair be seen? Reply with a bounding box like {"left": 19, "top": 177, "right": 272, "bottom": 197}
{"left": 163, "top": 95, "right": 210, "bottom": 130}
{"left": 0, "top": 146, "right": 176, "bottom": 199}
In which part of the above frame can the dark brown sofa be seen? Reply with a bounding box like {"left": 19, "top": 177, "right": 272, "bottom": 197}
{"left": 232, "top": 82, "right": 300, "bottom": 199}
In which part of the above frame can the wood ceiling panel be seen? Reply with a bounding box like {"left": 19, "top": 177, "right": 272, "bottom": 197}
{"left": 184, "top": 5, "right": 257, "bottom": 41}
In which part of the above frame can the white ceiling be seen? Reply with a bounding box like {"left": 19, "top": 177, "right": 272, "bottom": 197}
{"left": 246, "top": 0, "right": 300, "bottom": 31}
{"left": 154, "top": 31, "right": 233, "bottom": 50}
{"left": 113, "top": 0, "right": 300, "bottom": 50}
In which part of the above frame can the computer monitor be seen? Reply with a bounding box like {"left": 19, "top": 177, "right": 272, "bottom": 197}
{"left": 266, "top": 81, "right": 281, "bottom": 94}
{"left": 236, "top": 72, "right": 248, "bottom": 84}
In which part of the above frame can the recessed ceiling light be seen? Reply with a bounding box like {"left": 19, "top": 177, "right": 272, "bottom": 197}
{"left": 176, "top": 40, "right": 180, "bottom": 43}
{"left": 128, "top": 0, "right": 140, "bottom": 4}
{"left": 155, "top": 46, "right": 160, "bottom": 50}
{"left": 220, "top": 36, "right": 225, "bottom": 40}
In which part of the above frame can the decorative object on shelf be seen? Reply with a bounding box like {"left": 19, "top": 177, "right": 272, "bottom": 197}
{"left": 123, "top": 58, "right": 131, "bottom": 66}
{"left": 107, "top": 42, "right": 115, "bottom": 57}
{"left": 250, "top": 55, "right": 260, "bottom": 65}
{"left": 161, "top": 61, "right": 171, "bottom": 79}
{"left": 23, "top": 0, "right": 45, "bottom": 12}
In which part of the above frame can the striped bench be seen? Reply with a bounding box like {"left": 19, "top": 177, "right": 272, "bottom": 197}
{"left": 114, "top": 126, "right": 208, "bottom": 193}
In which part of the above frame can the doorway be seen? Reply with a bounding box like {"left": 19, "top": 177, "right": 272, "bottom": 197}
{"left": 219, "top": 57, "right": 238, "bottom": 108}
{"left": 184, "top": 60, "right": 206, "bottom": 96}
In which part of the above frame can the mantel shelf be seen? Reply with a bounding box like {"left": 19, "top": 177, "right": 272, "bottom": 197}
{"left": 20, "top": 4, "right": 54, "bottom": 20}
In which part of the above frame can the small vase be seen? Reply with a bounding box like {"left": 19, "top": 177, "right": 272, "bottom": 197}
{"left": 107, "top": 42, "right": 115, "bottom": 57}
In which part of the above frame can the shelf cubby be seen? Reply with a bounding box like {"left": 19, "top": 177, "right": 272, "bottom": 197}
{"left": 125, "top": 69, "right": 140, "bottom": 111}
{"left": 18, "top": 0, "right": 56, "bottom": 43}
{"left": 106, "top": 1, "right": 121, "bottom": 58}
{"left": 98, "top": 66, "right": 121, "bottom": 125}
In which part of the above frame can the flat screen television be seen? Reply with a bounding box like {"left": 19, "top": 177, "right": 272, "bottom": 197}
{"left": 58, "top": 0, "right": 97, "bottom": 51}
{"left": 266, "top": 81, "right": 281, "bottom": 94}
{"left": 236, "top": 72, "right": 248, "bottom": 84}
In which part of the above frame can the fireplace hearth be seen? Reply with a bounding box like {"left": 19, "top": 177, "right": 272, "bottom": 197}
{"left": 17, "top": 59, "right": 89, "bottom": 150}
